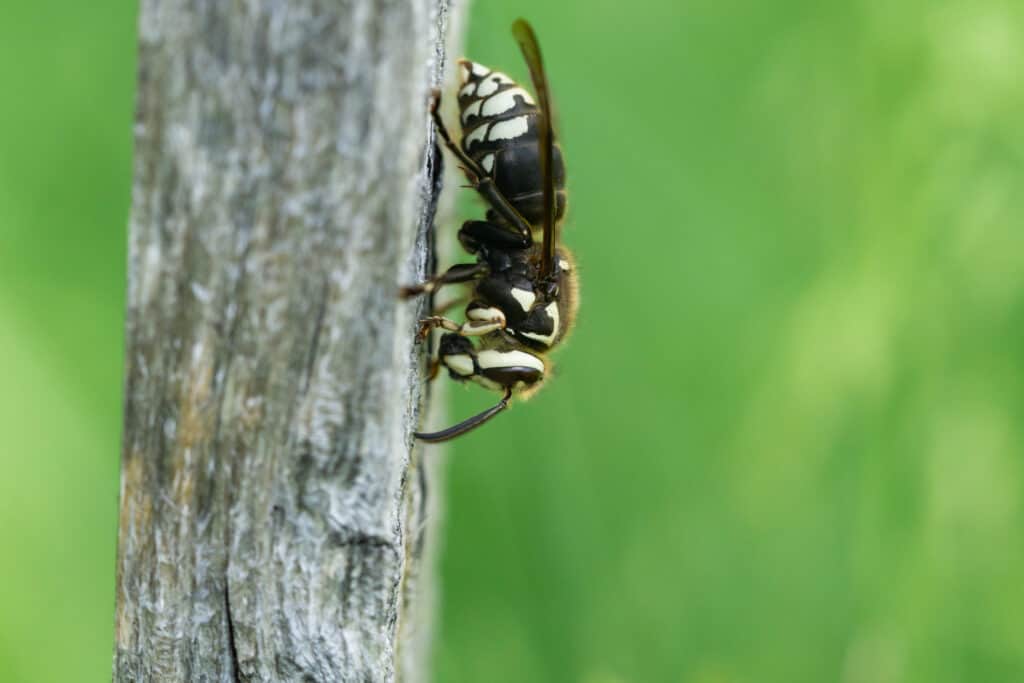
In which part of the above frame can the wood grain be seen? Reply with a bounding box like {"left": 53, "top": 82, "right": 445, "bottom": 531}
{"left": 114, "top": 1, "right": 461, "bottom": 680}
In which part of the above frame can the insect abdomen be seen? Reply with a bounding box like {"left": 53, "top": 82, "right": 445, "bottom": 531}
{"left": 456, "top": 60, "right": 567, "bottom": 226}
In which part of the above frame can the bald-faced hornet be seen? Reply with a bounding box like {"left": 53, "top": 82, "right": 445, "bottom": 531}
{"left": 403, "top": 19, "right": 578, "bottom": 442}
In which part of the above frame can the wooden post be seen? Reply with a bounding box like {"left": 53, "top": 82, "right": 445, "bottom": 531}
{"left": 114, "top": 1, "right": 460, "bottom": 680}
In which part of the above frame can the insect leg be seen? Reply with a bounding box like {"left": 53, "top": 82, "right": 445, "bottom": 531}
{"left": 400, "top": 261, "right": 487, "bottom": 298}
{"left": 415, "top": 388, "right": 513, "bottom": 443}
{"left": 430, "top": 90, "right": 534, "bottom": 245}
{"left": 459, "top": 220, "right": 530, "bottom": 251}
{"left": 425, "top": 355, "right": 441, "bottom": 381}
{"left": 417, "top": 307, "right": 506, "bottom": 339}
{"left": 432, "top": 293, "right": 471, "bottom": 317}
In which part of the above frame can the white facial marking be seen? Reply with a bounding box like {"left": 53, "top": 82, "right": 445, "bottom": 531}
{"left": 481, "top": 88, "right": 532, "bottom": 117}
{"left": 510, "top": 287, "right": 536, "bottom": 312}
{"left": 471, "top": 61, "right": 490, "bottom": 76}
{"left": 521, "top": 331, "right": 553, "bottom": 346}
{"left": 488, "top": 116, "right": 529, "bottom": 142}
{"left": 559, "top": 259, "right": 571, "bottom": 271}
{"left": 477, "top": 349, "right": 545, "bottom": 373}
{"left": 459, "top": 82, "right": 476, "bottom": 98}
{"left": 444, "top": 353, "right": 475, "bottom": 376}
{"left": 481, "top": 153, "right": 495, "bottom": 173}
{"left": 547, "top": 302, "right": 561, "bottom": 334}
{"left": 463, "top": 124, "right": 488, "bottom": 149}
{"left": 520, "top": 303, "right": 561, "bottom": 347}
{"left": 461, "top": 99, "right": 482, "bottom": 124}
{"left": 467, "top": 305, "right": 504, "bottom": 322}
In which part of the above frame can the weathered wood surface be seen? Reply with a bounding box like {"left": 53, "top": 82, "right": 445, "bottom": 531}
{"left": 114, "top": 1, "right": 461, "bottom": 680}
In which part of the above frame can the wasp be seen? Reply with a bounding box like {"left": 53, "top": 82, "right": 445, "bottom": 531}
{"left": 403, "top": 19, "right": 578, "bottom": 442}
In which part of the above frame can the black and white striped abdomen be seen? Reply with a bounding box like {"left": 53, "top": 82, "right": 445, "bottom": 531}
{"left": 456, "top": 60, "right": 567, "bottom": 226}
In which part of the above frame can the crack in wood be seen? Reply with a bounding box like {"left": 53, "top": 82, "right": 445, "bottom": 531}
{"left": 225, "top": 584, "right": 242, "bottom": 683}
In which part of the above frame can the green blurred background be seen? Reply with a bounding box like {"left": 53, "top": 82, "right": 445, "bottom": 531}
{"left": 2, "top": 0, "right": 1023, "bottom": 681}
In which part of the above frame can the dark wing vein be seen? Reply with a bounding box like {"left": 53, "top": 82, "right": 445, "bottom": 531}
{"left": 512, "top": 19, "right": 557, "bottom": 280}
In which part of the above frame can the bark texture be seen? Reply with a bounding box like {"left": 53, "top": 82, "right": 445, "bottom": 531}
{"left": 114, "top": 1, "right": 461, "bottom": 680}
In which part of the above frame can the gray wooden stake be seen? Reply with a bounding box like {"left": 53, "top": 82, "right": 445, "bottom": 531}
{"left": 114, "top": 1, "right": 462, "bottom": 680}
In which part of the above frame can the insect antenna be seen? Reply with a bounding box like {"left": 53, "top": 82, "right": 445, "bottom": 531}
{"left": 414, "top": 388, "right": 513, "bottom": 443}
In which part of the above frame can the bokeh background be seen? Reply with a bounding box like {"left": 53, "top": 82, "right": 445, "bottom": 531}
{"left": 2, "top": 0, "right": 1022, "bottom": 681}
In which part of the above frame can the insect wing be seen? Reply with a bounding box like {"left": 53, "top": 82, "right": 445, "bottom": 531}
{"left": 511, "top": 19, "right": 557, "bottom": 279}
